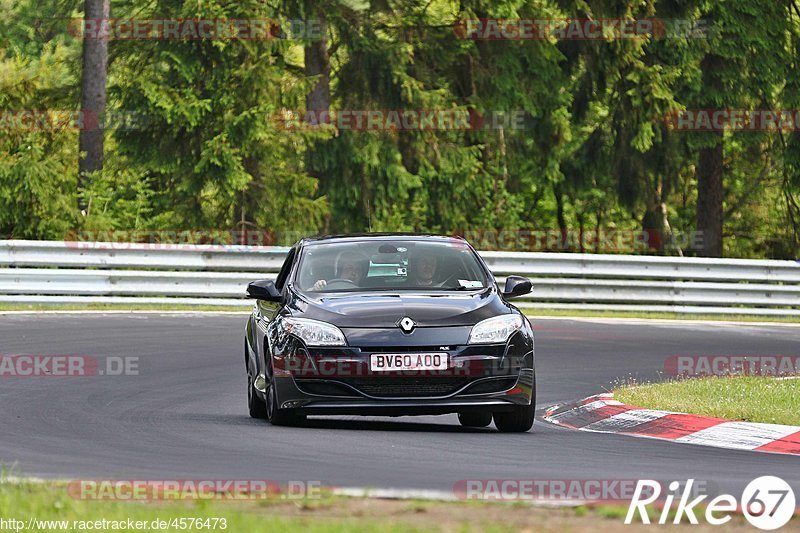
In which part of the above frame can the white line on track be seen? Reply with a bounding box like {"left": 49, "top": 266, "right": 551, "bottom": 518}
{"left": 528, "top": 316, "right": 800, "bottom": 328}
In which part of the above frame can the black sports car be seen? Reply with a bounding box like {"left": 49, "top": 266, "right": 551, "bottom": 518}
{"left": 244, "top": 233, "right": 536, "bottom": 432}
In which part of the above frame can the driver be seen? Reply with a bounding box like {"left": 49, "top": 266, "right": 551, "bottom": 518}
{"left": 312, "top": 251, "right": 369, "bottom": 290}
{"left": 408, "top": 252, "right": 438, "bottom": 287}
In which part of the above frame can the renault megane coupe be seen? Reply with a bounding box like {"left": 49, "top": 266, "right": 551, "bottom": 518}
{"left": 243, "top": 233, "right": 536, "bottom": 432}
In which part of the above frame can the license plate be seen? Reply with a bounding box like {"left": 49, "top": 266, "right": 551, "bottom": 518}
{"left": 370, "top": 353, "right": 448, "bottom": 372}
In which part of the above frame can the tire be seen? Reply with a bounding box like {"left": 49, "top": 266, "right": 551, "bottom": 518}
{"left": 247, "top": 375, "right": 268, "bottom": 419}
{"left": 458, "top": 411, "right": 493, "bottom": 427}
{"left": 493, "top": 402, "right": 535, "bottom": 432}
{"left": 246, "top": 339, "right": 268, "bottom": 419}
{"left": 265, "top": 359, "right": 306, "bottom": 427}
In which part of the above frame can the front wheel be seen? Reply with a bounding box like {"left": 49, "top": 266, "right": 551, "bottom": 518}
{"left": 265, "top": 360, "right": 306, "bottom": 427}
{"left": 247, "top": 374, "right": 268, "bottom": 419}
{"left": 493, "top": 403, "right": 535, "bottom": 433}
{"left": 246, "top": 340, "right": 268, "bottom": 419}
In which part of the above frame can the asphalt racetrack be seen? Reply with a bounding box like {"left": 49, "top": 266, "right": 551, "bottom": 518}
{"left": 1, "top": 313, "right": 798, "bottom": 498}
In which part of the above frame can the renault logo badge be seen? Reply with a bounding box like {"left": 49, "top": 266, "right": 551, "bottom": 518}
{"left": 398, "top": 317, "right": 416, "bottom": 333}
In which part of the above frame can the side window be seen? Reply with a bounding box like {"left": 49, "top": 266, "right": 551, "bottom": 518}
{"left": 275, "top": 248, "right": 296, "bottom": 292}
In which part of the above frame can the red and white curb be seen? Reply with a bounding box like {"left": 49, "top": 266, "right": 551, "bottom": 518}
{"left": 544, "top": 393, "right": 800, "bottom": 456}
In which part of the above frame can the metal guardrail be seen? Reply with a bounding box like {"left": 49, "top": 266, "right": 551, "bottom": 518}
{"left": 1, "top": 240, "right": 799, "bottom": 316}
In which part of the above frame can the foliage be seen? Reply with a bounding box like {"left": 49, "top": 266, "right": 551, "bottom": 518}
{"left": 0, "top": 0, "right": 798, "bottom": 257}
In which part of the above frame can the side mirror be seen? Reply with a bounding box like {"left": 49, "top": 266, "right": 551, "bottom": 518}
{"left": 502, "top": 276, "right": 533, "bottom": 299}
{"left": 246, "top": 280, "right": 281, "bottom": 302}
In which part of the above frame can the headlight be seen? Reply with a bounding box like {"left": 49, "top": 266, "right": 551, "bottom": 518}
{"left": 281, "top": 318, "right": 347, "bottom": 346}
{"left": 468, "top": 314, "right": 523, "bottom": 344}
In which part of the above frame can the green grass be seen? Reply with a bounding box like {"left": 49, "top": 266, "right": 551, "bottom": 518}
{"left": 0, "top": 481, "right": 452, "bottom": 533}
{"left": 0, "top": 482, "right": 374, "bottom": 533}
{"left": 0, "top": 479, "right": 653, "bottom": 533}
{"left": 1, "top": 477, "right": 771, "bottom": 531}
{"left": 615, "top": 376, "right": 800, "bottom": 425}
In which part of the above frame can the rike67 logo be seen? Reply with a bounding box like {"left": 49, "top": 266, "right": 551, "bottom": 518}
{"left": 626, "top": 476, "right": 795, "bottom": 530}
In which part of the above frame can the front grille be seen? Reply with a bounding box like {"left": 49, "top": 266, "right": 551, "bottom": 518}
{"left": 340, "top": 377, "right": 471, "bottom": 397}
{"left": 360, "top": 346, "right": 445, "bottom": 353}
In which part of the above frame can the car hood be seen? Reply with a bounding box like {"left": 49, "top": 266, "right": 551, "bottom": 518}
{"left": 293, "top": 289, "right": 511, "bottom": 328}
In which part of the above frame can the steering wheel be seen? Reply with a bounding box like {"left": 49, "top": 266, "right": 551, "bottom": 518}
{"left": 324, "top": 278, "right": 359, "bottom": 290}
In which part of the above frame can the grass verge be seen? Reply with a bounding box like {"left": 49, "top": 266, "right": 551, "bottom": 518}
{"left": 615, "top": 376, "right": 800, "bottom": 425}
{"left": 0, "top": 480, "right": 760, "bottom": 532}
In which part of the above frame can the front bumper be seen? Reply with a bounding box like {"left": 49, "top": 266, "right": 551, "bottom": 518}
{"left": 284, "top": 397, "right": 527, "bottom": 417}
{"left": 268, "top": 329, "right": 535, "bottom": 416}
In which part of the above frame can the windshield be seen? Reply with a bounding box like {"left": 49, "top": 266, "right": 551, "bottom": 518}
{"left": 294, "top": 240, "right": 489, "bottom": 293}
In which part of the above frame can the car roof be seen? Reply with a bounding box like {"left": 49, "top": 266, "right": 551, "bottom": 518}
{"left": 298, "top": 233, "right": 467, "bottom": 247}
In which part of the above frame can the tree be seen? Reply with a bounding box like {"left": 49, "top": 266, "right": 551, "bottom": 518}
{"left": 77, "top": 0, "right": 109, "bottom": 213}
{"left": 112, "top": 0, "right": 328, "bottom": 238}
